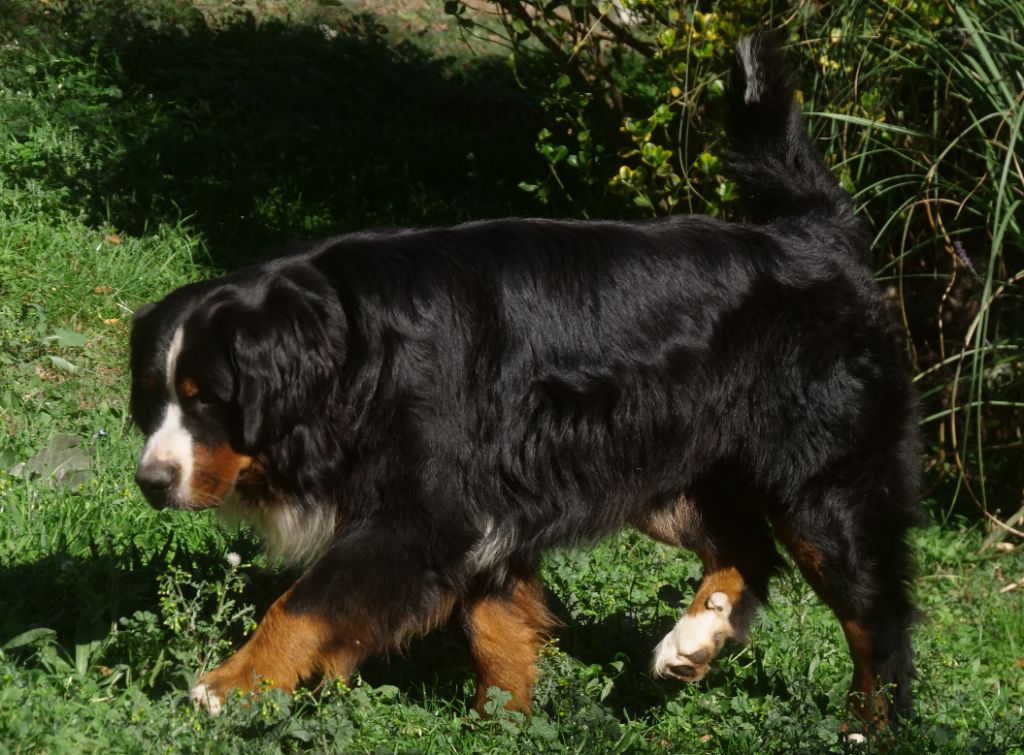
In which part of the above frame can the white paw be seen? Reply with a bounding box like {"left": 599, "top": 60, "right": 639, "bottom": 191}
{"left": 190, "top": 682, "right": 223, "bottom": 715}
{"left": 652, "top": 591, "right": 735, "bottom": 681}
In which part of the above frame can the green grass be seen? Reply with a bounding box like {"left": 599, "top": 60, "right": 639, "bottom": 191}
{"left": 0, "top": 2, "right": 1022, "bottom": 753}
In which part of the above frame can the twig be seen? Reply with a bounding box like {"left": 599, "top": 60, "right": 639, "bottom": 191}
{"left": 980, "top": 499, "right": 1024, "bottom": 552}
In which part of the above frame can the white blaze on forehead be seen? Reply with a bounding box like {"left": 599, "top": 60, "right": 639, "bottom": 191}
{"left": 139, "top": 326, "right": 194, "bottom": 498}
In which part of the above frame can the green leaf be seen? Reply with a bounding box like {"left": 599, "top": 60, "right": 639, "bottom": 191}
{"left": 46, "top": 355, "right": 80, "bottom": 374}
{"left": 528, "top": 716, "right": 558, "bottom": 740}
{"left": 806, "top": 111, "right": 924, "bottom": 137}
{"left": 45, "top": 328, "right": 87, "bottom": 348}
{"left": 483, "top": 686, "right": 513, "bottom": 716}
{"left": 0, "top": 448, "right": 16, "bottom": 470}
{"left": 0, "top": 388, "right": 18, "bottom": 411}
{"left": 2, "top": 627, "right": 57, "bottom": 650}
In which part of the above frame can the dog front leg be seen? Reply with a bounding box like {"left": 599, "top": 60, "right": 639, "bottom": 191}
{"left": 191, "top": 525, "right": 458, "bottom": 713}
{"left": 461, "top": 573, "right": 556, "bottom": 715}
{"left": 190, "top": 585, "right": 367, "bottom": 713}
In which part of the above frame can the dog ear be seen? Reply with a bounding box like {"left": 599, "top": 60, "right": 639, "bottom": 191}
{"left": 220, "top": 281, "right": 345, "bottom": 449}
{"left": 132, "top": 301, "right": 156, "bottom": 321}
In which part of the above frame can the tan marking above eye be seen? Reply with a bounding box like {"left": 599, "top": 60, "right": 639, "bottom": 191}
{"left": 179, "top": 377, "right": 200, "bottom": 398}
{"left": 145, "top": 373, "right": 159, "bottom": 392}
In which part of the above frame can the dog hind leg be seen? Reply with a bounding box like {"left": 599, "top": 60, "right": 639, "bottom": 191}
{"left": 641, "top": 496, "right": 781, "bottom": 682}
{"left": 461, "top": 573, "right": 557, "bottom": 715}
{"left": 773, "top": 474, "right": 919, "bottom": 728}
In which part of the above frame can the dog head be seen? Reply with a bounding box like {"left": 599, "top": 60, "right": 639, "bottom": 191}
{"left": 130, "top": 265, "right": 345, "bottom": 510}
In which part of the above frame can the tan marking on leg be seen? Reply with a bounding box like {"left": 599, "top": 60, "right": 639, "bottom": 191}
{"left": 653, "top": 555, "right": 760, "bottom": 681}
{"left": 687, "top": 561, "right": 745, "bottom": 617}
{"left": 396, "top": 593, "right": 458, "bottom": 649}
{"left": 788, "top": 538, "right": 825, "bottom": 583}
{"left": 464, "top": 576, "right": 556, "bottom": 715}
{"left": 774, "top": 527, "right": 889, "bottom": 729}
{"left": 193, "top": 584, "right": 457, "bottom": 713}
{"left": 642, "top": 502, "right": 775, "bottom": 685}
{"left": 842, "top": 619, "right": 888, "bottom": 729}
{"left": 192, "top": 587, "right": 364, "bottom": 712}
{"left": 774, "top": 526, "right": 828, "bottom": 593}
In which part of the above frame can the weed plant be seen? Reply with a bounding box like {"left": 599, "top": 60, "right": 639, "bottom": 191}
{"left": 459, "top": 0, "right": 1024, "bottom": 536}
{"left": 0, "top": 1, "right": 1021, "bottom": 753}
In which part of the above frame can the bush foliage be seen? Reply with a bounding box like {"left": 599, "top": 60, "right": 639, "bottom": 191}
{"left": 450, "top": 0, "right": 1024, "bottom": 538}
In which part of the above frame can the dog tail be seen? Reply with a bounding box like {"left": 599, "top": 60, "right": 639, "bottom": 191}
{"left": 726, "top": 33, "right": 859, "bottom": 230}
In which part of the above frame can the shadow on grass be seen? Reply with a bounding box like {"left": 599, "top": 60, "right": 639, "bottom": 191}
{"left": 0, "top": 536, "right": 280, "bottom": 688}
{"left": 6, "top": 3, "right": 550, "bottom": 269}
{"left": 358, "top": 585, "right": 766, "bottom": 720}
{"left": 0, "top": 552, "right": 159, "bottom": 654}
{"left": 0, "top": 547, "right": 784, "bottom": 721}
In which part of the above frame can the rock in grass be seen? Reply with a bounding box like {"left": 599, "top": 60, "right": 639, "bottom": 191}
{"left": 10, "top": 433, "right": 92, "bottom": 486}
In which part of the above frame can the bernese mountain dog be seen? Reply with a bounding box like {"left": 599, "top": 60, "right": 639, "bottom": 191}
{"left": 130, "top": 34, "right": 921, "bottom": 728}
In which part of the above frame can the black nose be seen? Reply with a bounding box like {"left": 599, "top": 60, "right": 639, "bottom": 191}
{"left": 135, "top": 461, "right": 179, "bottom": 509}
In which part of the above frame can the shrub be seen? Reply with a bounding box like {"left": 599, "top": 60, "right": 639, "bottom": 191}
{"left": 450, "top": 0, "right": 1024, "bottom": 538}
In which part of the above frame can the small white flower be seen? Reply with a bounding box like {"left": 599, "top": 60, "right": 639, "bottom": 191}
{"left": 226, "top": 552, "right": 242, "bottom": 568}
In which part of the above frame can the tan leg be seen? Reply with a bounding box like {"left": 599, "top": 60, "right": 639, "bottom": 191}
{"left": 840, "top": 619, "right": 887, "bottom": 728}
{"left": 462, "top": 576, "right": 556, "bottom": 715}
{"left": 652, "top": 554, "right": 761, "bottom": 681}
{"left": 191, "top": 584, "right": 456, "bottom": 714}
{"left": 190, "top": 587, "right": 366, "bottom": 713}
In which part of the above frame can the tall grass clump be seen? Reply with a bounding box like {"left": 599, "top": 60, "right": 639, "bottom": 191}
{"left": 450, "top": 0, "right": 1024, "bottom": 540}
{"left": 792, "top": 1, "right": 1024, "bottom": 544}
